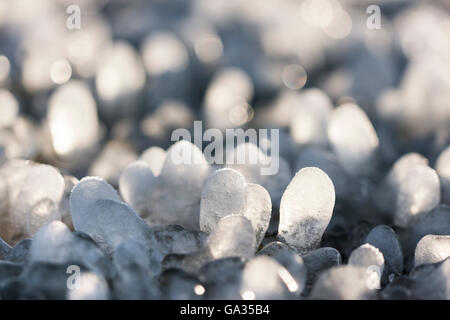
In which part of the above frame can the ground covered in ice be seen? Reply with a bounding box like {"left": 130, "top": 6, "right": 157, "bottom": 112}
{"left": 0, "top": 0, "right": 450, "bottom": 300}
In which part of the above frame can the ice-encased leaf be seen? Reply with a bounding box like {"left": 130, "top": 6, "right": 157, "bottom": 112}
{"left": 375, "top": 153, "right": 429, "bottom": 214}
{"left": 414, "top": 235, "right": 450, "bottom": 267}
{"left": 70, "top": 176, "right": 149, "bottom": 253}
{"left": 393, "top": 165, "right": 440, "bottom": 227}
{"left": 327, "top": 103, "right": 379, "bottom": 177}
{"left": 70, "top": 176, "right": 121, "bottom": 229}
{"left": 278, "top": 167, "right": 335, "bottom": 254}
{"left": 200, "top": 168, "right": 247, "bottom": 233}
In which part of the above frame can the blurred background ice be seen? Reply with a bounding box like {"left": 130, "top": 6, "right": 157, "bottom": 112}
{"left": 0, "top": 0, "right": 447, "bottom": 178}
{"left": 0, "top": 0, "right": 449, "bottom": 299}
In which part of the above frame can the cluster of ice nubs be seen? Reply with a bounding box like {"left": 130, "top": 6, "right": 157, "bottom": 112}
{"left": 200, "top": 168, "right": 271, "bottom": 248}
{"left": 0, "top": 0, "right": 450, "bottom": 301}
{"left": 0, "top": 147, "right": 337, "bottom": 299}
{"left": 145, "top": 140, "right": 210, "bottom": 229}
{"left": 0, "top": 161, "right": 65, "bottom": 243}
